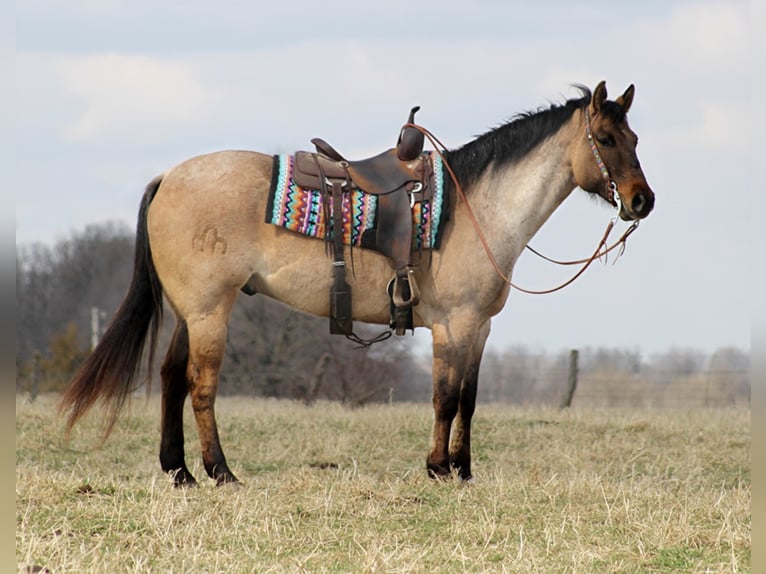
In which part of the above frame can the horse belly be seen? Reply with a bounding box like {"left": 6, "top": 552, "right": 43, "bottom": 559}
{"left": 249, "top": 229, "right": 397, "bottom": 326}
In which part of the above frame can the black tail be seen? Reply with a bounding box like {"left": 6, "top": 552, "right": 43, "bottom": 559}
{"left": 59, "top": 176, "right": 165, "bottom": 437}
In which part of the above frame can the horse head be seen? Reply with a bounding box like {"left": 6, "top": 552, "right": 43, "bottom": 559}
{"left": 572, "top": 81, "right": 655, "bottom": 221}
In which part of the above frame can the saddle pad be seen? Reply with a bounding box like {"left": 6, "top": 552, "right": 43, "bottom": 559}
{"left": 265, "top": 152, "right": 448, "bottom": 250}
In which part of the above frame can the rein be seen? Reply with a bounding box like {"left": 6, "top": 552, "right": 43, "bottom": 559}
{"left": 403, "top": 113, "right": 640, "bottom": 295}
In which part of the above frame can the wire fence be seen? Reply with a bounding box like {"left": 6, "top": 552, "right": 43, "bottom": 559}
{"left": 17, "top": 348, "right": 751, "bottom": 410}
{"left": 478, "top": 367, "right": 750, "bottom": 409}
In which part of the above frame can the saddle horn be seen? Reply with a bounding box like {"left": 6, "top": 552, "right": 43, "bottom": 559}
{"left": 397, "top": 106, "right": 424, "bottom": 161}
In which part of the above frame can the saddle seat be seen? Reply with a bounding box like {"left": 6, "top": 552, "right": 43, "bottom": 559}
{"left": 293, "top": 105, "right": 429, "bottom": 199}
{"left": 295, "top": 146, "right": 430, "bottom": 198}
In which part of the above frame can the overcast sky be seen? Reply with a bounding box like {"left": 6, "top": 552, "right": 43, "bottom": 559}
{"left": 16, "top": 0, "right": 751, "bottom": 356}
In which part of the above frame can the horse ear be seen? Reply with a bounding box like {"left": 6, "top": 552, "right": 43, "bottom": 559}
{"left": 616, "top": 84, "right": 635, "bottom": 114}
{"left": 591, "top": 81, "right": 607, "bottom": 114}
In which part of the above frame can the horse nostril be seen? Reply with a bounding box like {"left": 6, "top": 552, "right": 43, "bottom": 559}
{"left": 632, "top": 191, "right": 654, "bottom": 216}
{"left": 632, "top": 194, "right": 644, "bottom": 214}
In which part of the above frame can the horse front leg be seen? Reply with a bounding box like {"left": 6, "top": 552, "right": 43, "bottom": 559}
{"left": 186, "top": 310, "right": 239, "bottom": 486}
{"left": 448, "top": 319, "right": 490, "bottom": 481}
{"left": 427, "top": 317, "right": 488, "bottom": 479}
{"left": 159, "top": 321, "right": 198, "bottom": 487}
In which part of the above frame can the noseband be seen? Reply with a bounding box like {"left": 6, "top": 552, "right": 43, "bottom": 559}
{"left": 583, "top": 107, "right": 621, "bottom": 211}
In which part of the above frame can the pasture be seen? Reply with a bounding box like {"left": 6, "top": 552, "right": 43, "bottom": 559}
{"left": 17, "top": 394, "right": 750, "bottom": 573}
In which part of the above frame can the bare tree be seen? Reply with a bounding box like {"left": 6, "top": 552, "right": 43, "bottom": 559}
{"left": 16, "top": 222, "right": 134, "bottom": 364}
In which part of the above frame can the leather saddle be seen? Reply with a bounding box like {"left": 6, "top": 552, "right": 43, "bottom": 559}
{"left": 291, "top": 107, "right": 433, "bottom": 338}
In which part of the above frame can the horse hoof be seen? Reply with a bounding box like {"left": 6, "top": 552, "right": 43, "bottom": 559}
{"left": 426, "top": 465, "right": 452, "bottom": 481}
{"left": 215, "top": 475, "right": 242, "bottom": 488}
{"left": 169, "top": 469, "right": 198, "bottom": 488}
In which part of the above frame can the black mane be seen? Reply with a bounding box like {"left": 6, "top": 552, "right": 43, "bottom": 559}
{"left": 444, "top": 87, "right": 592, "bottom": 188}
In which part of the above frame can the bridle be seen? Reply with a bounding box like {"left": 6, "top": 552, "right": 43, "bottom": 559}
{"left": 403, "top": 107, "right": 641, "bottom": 294}
{"left": 584, "top": 106, "right": 621, "bottom": 208}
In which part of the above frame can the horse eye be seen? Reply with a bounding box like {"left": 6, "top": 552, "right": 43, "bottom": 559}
{"left": 596, "top": 134, "right": 615, "bottom": 147}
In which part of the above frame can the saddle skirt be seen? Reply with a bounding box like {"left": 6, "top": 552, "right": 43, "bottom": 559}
{"left": 265, "top": 152, "right": 448, "bottom": 252}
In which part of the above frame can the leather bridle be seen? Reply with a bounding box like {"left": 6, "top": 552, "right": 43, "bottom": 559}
{"left": 584, "top": 106, "right": 621, "bottom": 207}
{"left": 403, "top": 111, "right": 640, "bottom": 295}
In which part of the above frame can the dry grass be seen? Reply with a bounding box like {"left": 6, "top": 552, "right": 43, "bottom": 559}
{"left": 16, "top": 394, "right": 750, "bottom": 573}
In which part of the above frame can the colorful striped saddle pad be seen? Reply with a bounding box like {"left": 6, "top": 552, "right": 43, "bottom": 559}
{"left": 265, "top": 152, "right": 448, "bottom": 251}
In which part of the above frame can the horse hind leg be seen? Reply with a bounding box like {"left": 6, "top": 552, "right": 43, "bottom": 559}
{"left": 159, "top": 321, "right": 197, "bottom": 487}
{"left": 186, "top": 304, "right": 239, "bottom": 486}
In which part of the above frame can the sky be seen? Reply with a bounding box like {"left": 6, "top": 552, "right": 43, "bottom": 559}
{"left": 15, "top": 0, "right": 753, "bottom": 356}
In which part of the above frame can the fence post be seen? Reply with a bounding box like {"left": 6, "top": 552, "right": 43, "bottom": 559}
{"left": 91, "top": 306, "right": 106, "bottom": 350}
{"left": 30, "top": 351, "right": 41, "bottom": 402}
{"left": 560, "top": 349, "right": 579, "bottom": 409}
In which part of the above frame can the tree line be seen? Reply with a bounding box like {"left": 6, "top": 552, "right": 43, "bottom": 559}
{"left": 16, "top": 223, "right": 750, "bottom": 407}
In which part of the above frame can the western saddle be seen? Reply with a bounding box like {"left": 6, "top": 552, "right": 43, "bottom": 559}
{"left": 291, "top": 106, "right": 435, "bottom": 339}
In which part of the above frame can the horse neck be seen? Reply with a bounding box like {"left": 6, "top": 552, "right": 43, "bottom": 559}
{"left": 467, "top": 116, "right": 580, "bottom": 262}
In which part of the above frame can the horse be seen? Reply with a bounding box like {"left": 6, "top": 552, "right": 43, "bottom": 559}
{"left": 60, "top": 81, "right": 654, "bottom": 486}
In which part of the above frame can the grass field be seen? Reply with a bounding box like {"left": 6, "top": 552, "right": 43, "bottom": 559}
{"left": 16, "top": 394, "right": 750, "bottom": 573}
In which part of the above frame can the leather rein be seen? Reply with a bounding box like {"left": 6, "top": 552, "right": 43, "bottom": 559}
{"left": 403, "top": 108, "right": 640, "bottom": 295}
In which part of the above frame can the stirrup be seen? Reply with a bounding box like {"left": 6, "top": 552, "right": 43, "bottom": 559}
{"left": 391, "top": 268, "right": 420, "bottom": 309}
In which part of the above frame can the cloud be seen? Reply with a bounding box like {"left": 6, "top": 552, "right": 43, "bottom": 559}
{"left": 660, "top": 1, "right": 749, "bottom": 73}
{"left": 627, "top": 1, "right": 748, "bottom": 88}
{"left": 570, "top": 1, "right": 751, "bottom": 158}
{"left": 53, "top": 53, "right": 221, "bottom": 142}
{"left": 684, "top": 99, "right": 749, "bottom": 149}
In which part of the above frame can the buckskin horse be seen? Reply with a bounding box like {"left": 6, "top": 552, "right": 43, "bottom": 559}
{"left": 60, "top": 81, "right": 654, "bottom": 485}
